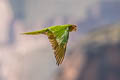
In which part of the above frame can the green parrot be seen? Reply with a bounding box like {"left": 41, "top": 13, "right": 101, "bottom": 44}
{"left": 22, "top": 24, "right": 77, "bottom": 66}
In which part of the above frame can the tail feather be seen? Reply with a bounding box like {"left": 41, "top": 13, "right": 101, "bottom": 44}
{"left": 21, "top": 29, "right": 47, "bottom": 35}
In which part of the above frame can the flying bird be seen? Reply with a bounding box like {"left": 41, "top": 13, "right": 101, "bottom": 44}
{"left": 22, "top": 24, "right": 77, "bottom": 66}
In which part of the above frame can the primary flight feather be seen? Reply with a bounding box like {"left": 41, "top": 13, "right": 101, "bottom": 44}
{"left": 22, "top": 24, "right": 77, "bottom": 66}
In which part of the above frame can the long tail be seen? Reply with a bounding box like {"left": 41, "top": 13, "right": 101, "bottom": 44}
{"left": 21, "top": 28, "right": 47, "bottom": 35}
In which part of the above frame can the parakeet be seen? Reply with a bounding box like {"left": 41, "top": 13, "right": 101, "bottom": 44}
{"left": 22, "top": 24, "right": 77, "bottom": 66}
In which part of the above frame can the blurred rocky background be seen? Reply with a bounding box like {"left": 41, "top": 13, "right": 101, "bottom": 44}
{"left": 55, "top": 24, "right": 120, "bottom": 80}
{"left": 0, "top": 0, "right": 120, "bottom": 80}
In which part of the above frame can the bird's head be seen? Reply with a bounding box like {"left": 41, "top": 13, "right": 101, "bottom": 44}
{"left": 69, "top": 25, "right": 77, "bottom": 32}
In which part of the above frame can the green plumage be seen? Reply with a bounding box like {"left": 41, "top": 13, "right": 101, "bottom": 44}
{"left": 22, "top": 24, "right": 77, "bottom": 65}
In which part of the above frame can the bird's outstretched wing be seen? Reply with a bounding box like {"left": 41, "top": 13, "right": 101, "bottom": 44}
{"left": 46, "top": 27, "right": 69, "bottom": 65}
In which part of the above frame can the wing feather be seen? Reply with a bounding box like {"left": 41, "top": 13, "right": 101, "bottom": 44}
{"left": 46, "top": 27, "right": 69, "bottom": 65}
